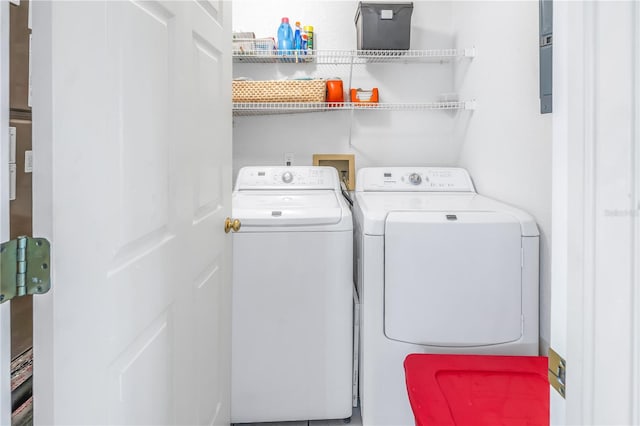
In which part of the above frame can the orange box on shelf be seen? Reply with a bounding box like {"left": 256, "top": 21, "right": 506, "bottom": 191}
{"left": 350, "top": 88, "right": 379, "bottom": 103}
{"left": 326, "top": 79, "right": 344, "bottom": 103}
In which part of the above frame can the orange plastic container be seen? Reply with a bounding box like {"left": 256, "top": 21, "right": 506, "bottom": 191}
{"left": 350, "top": 88, "right": 379, "bottom": 103}
{"left": 326, "top": 79, "right": 344, "bottom": 103}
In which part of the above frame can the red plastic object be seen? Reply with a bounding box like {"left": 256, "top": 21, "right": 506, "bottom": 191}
{"left": 404, "top": 354, "right": 549, "bottom": 426}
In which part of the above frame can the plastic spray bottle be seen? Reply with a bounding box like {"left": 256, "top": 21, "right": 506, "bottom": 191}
{"left": 294, "top": 21, "right": 303, "bottom": 52}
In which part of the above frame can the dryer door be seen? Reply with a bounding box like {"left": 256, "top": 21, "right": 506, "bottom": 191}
{"left": 384, "top": 211, "right": 523, "bottom": 346}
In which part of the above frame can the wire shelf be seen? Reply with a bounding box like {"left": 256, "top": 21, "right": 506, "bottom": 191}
{"left": 233, "top": 48, "right": 476, "bottom": 64}
{"left": 232, "top": 101, "right": 476, "bottom": 116}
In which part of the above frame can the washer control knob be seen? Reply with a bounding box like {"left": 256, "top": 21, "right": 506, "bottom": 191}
{"left": 282, "top": 171, "right": 294, "bottom": 183}
{"left": 408, "top": 173, "right": 422, "bottom": 185}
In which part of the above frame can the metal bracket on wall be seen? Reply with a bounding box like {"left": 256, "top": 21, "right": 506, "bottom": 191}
{"left": 548, "top": 347, "right": 566, "bottom": 398}
{"left": 0, "top": 236, "right": 51, "bottom": 304}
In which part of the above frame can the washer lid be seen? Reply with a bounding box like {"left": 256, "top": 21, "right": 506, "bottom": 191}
{"left": 233, "top": 190, "right": 344, "bottom": 226}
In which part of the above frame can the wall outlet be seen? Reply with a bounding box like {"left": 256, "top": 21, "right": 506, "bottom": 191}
{"left": 284, "top": 152, "right": 294, "bottom": 166}
{"left": 312, "top": 154, "right": 356, "bottom": 190}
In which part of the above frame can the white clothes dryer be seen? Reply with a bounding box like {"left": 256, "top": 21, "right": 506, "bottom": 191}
{"left": 353, "top": 167, "right": 539, "bottom": 426}
{"left": 231, "top": 166, "right": 353, "bottom": 424}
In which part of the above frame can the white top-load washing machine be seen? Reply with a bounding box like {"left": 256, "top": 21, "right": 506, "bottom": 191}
{"left": 231, "top": 166, "right": 353, "bottom": 424}
{"left": 353, "top": 167, "right": 539, "bottom": 426}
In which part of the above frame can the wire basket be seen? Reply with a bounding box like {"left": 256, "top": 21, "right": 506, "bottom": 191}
{"left": 232, "top": 79, "right": 327, "bottom": 103}
{"left": 232, "top": 38, "right": 276, "bottom": 56}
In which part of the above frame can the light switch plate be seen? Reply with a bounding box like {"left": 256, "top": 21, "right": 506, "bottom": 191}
{"left": 9, "top": 164, "right": 17, "bottom": 201}
{"left": 28, "top": 34, "right": 33, "bottom": 107}
{"left": 9, "top": 127, "right": 16, "bottom": 164}
{"left": 284, "top": 152, "right": 294, "bottom": 166}
{"left": 25, "top": 150, "right": 33, "bottom": 173}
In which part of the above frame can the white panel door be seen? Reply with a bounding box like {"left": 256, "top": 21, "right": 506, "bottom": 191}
{"left": 29, "top": 1, "right": 232, "bottom": 424}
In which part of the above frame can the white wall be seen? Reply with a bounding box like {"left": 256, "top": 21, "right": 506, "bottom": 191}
{"left": 452, "top": 1, "right": 552, "bottom": 353}
{"left": 232, "top": 0, "right": 552, "bottom": 353}
{"left": 232, "top": 1, "right": 460, "bottom": 179}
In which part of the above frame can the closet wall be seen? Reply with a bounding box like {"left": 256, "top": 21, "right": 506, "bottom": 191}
{"left": 452, "top": 1, "right": 552, "bottom": 352}
{"left": 232, "top": 0, "right": 552, "bottom": 351}
{"left": 232, "top": 1, "right": 459, "bottom": 178}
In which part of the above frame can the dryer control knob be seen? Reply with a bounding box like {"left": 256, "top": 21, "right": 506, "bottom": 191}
{"left": 282, "top": 171, "right": 294, "bottom": 183}
{"left": 408, "top": 173, "right": 422, "bottom": 185}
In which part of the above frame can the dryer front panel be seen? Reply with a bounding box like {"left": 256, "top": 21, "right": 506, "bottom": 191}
{"left": 384, "top": 211, "right": 523, "bottom": 346}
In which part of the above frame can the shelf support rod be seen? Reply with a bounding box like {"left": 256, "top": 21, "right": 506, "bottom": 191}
{"left": 347, "top": 50, "right": 356, "bottom": 146}
{"left": 348, "top": 107, "right": 355, "bottom": 147}
{"left": 347, "top": 50, "right": 355, "bottom": 93}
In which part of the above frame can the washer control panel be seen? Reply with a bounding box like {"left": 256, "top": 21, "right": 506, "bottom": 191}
{"left": 235, "top": 166, "right": 340, "bottom": 190}
{"left": 356, "top": 167, "right": 475, "bottom": 192}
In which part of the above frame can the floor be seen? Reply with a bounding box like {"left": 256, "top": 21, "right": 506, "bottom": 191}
{"left": 236, "top": 407, "right": 362, "bottom": 426}
{"left": 11, "top": 295, "right": 33, "bottom": 359}
{"left": 11, "top": 296, "right": 34, "bottom": 426}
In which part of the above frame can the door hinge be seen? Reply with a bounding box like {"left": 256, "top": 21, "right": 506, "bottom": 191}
{"left": 0, "top": 236, "right": 51, "bottom": 304}
{"left": 548, "top": 347, "right": 566, "bottom": 398}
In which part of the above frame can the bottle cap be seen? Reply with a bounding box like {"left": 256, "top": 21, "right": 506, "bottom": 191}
{"left": 296, "top": 21, "right": 301, "bottom": 26}
{"left": 304, "top": 25, "right": 313, "bottom": 31}
{"left": 281, "top": 17, "right": 289, "bottom": 23}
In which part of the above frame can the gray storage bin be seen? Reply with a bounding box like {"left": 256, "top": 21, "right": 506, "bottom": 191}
{"left": 355, "top": 2, "right": 413, "bottom": 50}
